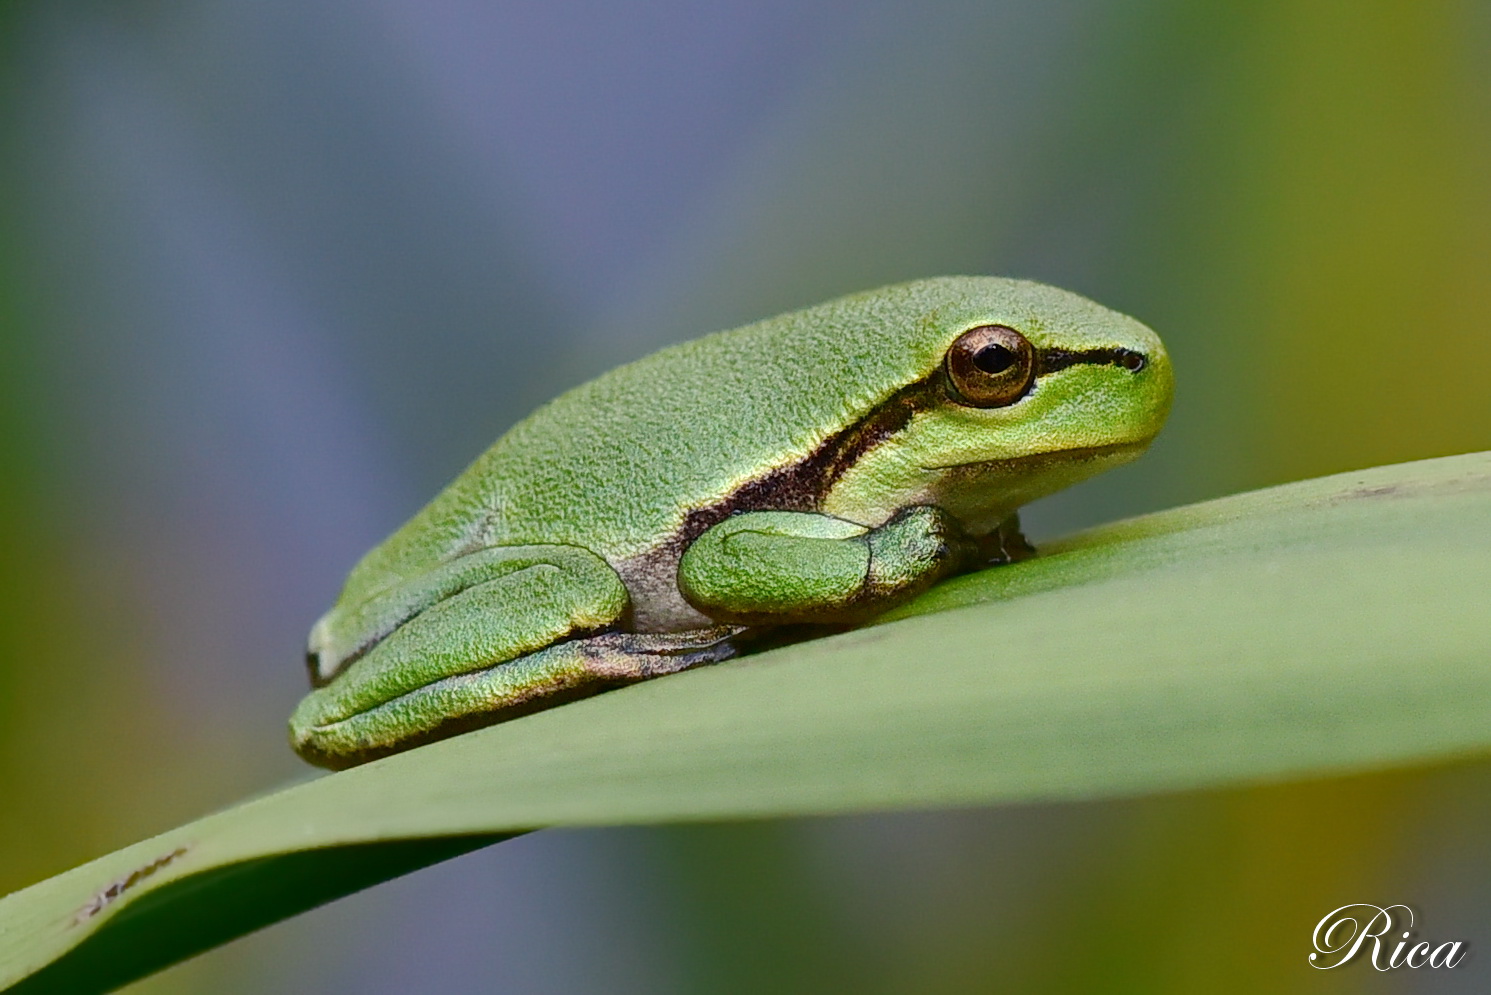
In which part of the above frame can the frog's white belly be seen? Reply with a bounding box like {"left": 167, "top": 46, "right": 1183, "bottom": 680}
{"left": 613, "top": 543, "right": 714, "bottom": 632}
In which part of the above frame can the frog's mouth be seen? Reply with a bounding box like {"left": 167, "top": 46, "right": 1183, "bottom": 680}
{"left": 920, "top": 441, "right": 1145, "bottom": 474}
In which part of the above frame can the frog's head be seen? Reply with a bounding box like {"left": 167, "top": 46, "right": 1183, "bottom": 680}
{"left": 821, "top": 276, "right": 1174, "bottom": 534}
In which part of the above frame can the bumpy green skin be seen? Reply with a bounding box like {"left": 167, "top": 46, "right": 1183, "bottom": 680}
{"left": 291, "top": 276, "right": 1173, "bottom": 768}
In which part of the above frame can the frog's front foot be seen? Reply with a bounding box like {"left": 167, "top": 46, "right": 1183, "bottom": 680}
{"left": 978, "top": 512, "right": 1036, "bottom": 565}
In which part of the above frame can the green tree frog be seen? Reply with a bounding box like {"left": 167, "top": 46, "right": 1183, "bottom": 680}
{"left": 290, "top": 277, "right": 1173, "bottom": 768}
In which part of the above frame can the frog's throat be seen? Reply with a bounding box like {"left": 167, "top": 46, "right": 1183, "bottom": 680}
{"left": 615, "top": 346, "right": 1143, "bottom": 632}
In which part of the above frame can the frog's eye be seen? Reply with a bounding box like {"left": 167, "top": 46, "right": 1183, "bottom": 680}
{"left": 944, "top": 325, "right": 1036, "bottom": 407}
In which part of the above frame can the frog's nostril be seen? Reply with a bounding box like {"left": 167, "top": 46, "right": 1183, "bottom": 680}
{"left": 1117, "top": 350, "right": 1147, "bottom": 373}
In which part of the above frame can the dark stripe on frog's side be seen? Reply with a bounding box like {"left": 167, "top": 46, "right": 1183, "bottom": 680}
{"left": 613, "top": 370, "right": 944, "bottom": 631}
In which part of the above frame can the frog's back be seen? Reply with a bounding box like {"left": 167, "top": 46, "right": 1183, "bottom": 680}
{"left": 337, "top": 276, "right": 1114, "bottom": 604}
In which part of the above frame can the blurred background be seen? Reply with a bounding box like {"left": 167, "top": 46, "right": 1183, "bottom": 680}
{"left": 1, "top": 0, "right": 1489, "bottom": 991}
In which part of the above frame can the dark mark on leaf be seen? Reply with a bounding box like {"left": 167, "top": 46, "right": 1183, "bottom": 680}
{"left": 74, "top": 846, "right": 190, "bottom": 924}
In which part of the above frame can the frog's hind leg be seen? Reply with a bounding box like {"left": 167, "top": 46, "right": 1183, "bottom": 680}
{"left": 306, "top": 543, "right": 630, "bottom": 687}
{"left": 292, "top": 540, "right": 739, "bottom": 768}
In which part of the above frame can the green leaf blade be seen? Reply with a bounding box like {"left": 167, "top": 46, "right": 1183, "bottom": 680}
{"left": 3, "top": 451, "right": 1489, "bottom": 992}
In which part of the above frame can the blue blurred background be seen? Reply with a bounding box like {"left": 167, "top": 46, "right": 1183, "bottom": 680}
{"left": 2, "top": 1, "right": 1489, "bottom": 991}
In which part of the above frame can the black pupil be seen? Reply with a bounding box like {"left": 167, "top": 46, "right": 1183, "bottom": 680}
{"left": 972, "top": 344, "right": 1016, "bottom": 375}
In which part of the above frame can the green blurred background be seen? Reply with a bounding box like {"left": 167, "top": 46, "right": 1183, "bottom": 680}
{"left": 1, "top": 0, "right": 1489, "bottom": 991}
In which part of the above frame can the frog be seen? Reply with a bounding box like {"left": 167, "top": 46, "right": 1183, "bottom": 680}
{"left": 290, "top": 276, "right": 1173, "bottom": 768}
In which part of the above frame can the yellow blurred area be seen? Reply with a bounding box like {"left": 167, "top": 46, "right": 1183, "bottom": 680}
{"left": 1231, "top": 0, "right": 1491, "bottom": 479}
